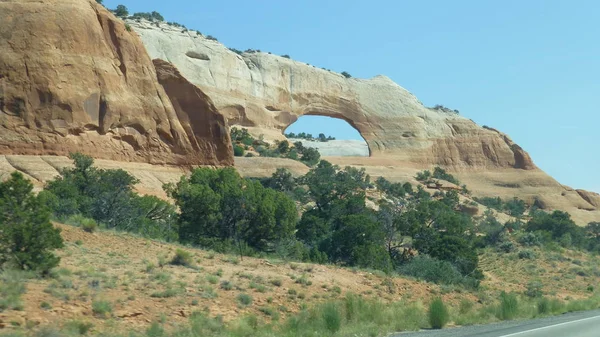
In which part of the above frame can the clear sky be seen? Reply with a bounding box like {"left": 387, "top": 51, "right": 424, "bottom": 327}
{"left": 104, "top": 0, "right": 600, "bottom": 193}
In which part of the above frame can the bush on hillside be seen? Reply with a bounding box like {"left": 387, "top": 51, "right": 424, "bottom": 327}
{"left": 428, "top": 298, "right": 449, "bottom": 329}
{"left": 44, "top": 153, "right": 177, "bottom": 241}
{"left": 166, "top": 167, "right": 298, "bottom": 252}
{"left": 398, "top": 255, "right": 479, "bottom": 288}
{"left": 0, "top": 172, "right": 63, "bottom": 273}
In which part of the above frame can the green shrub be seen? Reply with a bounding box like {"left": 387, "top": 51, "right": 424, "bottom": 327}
{"left": 146, "top": 322, "right": 165, "bottom": 337}
{"left": 220, "top": 280, "right": 233, "bottom": 291}
{"left": 237, "top": 293, "right": 253, "bottom": 307}
{"left": 233, "top": 144, "right": 245, "bottom": 157}
{"left": 499, "top": 241, "right": 515, "bottom": 253}
{"left": 537, "top": 297, "right": 551, "bottom": 315}
{"left": 0, "top": 270, "right": 30, "bottom": 311}
{"left": 80, "top": 218, "right": 98, "bottom": 233}
{"left": 92, "top": 300, "right": 112, "bottom": 318}
{"left": 525, "top": 281, "right": 544, "bottom": 298}
{"left": 170, "top": 249, "right": 194, "bottom": 267}
{"left": 497, "top": 292, "right": 518, "bottom": 320}
{"left": 518, "top": 249, "right": 536, "bottom": 259}
{"left": 0, "top": 172, "right": 63, "bottom": 273}
{"left": 341, "top": 71, "right": 352, "bottom": 78}
{"left": 428, "top": 297, "right": 449, "bottom": 329}
{"left": 64, "top": 320, "right": 94, "bottom": 335}
{"left": 398, "top": 255, "right": 478, "bottom": 288}
{"left": 321, "top": 302, "right": 341, "bottom": 334}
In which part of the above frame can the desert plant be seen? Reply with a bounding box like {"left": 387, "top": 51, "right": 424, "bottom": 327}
{"left": 92, "top": 300, "right": 112, "bottom": 318}
{"left": 80, "top": 218, "right": 98, "bottom": 233}
{"left": 518, "top": 249, "right": 536, "bottom": 259}
{"left": 321, "top": 302, "right": 341, "bottom": 334}
{"left": 0, "top": 172, "right": 63, "bottom": 273}
{"left": 233, "top": 144, "right": 245, "bottom": 157}
{"left": 170, "top": 249, "right": 194, "bottom": 267}
{"left": 497, "top": 292, "right": 518, "bottom": 320}
{"left": 525, "top": 281, "right": 544, "bottom": 298}
{"left": 237, "top": 293, "right": 253, "bottom": 307}
{"left": 428, "top": 297, "right": 449, "bottom": 329}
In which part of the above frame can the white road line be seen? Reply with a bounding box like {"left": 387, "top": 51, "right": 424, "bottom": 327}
{"left": 499, "top": 315, "right": 600, "bottom": 337}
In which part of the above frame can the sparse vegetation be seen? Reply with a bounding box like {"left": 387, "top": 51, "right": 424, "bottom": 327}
{"left": 428, "top": 297, "right": 449, "bottom": 329}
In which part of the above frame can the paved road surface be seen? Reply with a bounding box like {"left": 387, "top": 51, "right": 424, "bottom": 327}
{"left": 394, "top": 310, "right": 600, "bottom": 337}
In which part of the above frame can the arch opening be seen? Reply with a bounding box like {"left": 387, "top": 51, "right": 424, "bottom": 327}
{"left": 283, "top": 115, "right": 370, "bottom": 157}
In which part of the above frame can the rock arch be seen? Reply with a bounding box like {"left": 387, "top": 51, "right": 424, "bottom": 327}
{"left": 282, "top": 112, "right": 372, "bottom": 157}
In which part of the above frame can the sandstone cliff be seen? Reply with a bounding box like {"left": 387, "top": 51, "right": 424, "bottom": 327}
{"left": 0, "top": 0, "right": 232, "bottom": 166}
{"left": 129, "top": 19, "right": 534, "bottom": 170}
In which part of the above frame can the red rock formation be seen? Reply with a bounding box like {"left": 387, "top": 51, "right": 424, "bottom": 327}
{"left": 0, "top": 0, "right": 232, "bottom": 166}
{"left": 153, "top": 59, "right": 233, "bottom": 166}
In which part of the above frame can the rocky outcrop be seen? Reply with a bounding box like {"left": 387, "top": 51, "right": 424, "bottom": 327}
{"left": 129, "top": 19, "right": 535, "bottom": 170}
{"left": 152, "top": 59, "right": 233, "bottom": 166}
{"left": 0, "top": 0, "right": 231, "bottom": 166}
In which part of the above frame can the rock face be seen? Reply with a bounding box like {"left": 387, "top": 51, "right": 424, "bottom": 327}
{"left": 152, "top": 59, "right": 233, "bottom": 165}
{"left": 127, "top": 19, "right": 600, "bottom": 225}
{"left": 129, "top": 19, "right": 534, "bottom": 170}
{"left": 0, "top": 0, "right": 232, "bottom": 166}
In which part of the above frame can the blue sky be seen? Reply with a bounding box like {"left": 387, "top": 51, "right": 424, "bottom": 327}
{"left": 104, "top": 0, "right": 599, "bottom": 193}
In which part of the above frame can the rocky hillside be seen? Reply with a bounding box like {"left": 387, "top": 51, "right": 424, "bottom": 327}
{"left": 0, "top": 0, "right": 232, "bottom": 166}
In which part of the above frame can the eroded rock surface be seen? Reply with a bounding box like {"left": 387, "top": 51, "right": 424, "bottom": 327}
{"left": 0, "top": 0, "right": 231, "bottom": 166}
{"left": 129, "top": 19, "right": 534, "bottom": 170}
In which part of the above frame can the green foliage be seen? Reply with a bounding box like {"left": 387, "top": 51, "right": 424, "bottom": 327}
{"left": 525, "top": 281, "right": 544, "bottom": 298}
{"left": 206, "top": 35, "right": 218, "bottom": 41}
{"left": 497, "top": 292, "right": 519, "bottom": 320}
{"left": 398, "top": 255, "right": 479, "bottom": 288}
{"left": 233, "top": 144, "right": 245, "bottom": 157}
{"left": 526, "top": 211, "right": 585, "bottom": 248}
{"left": 170, "top": 249, "right": 194, "bottom": 267}
{"left": 415, "top": 170, "right": 431, "bottom": 182}
{"left": 285, "top": 132, "right": 336, "bottom": 142}
{"left": 80, "top": 218, "right": 98, "bottom": 233}
{"left": 428, "top": 298, "right": 449, "bottom": 329}
{"left": 237, "top": 293, "right": 253, "bottom": 307}
{"left": 0, "top": 270, "right": 31, "bottom": 311}
{"left": 375, "top": 176, "right": 408, "bottom": 199}
{"left": 0, "top": 172, "right": 63, "bottom": 273}
{"left": 432, "top": 167, "right": 460, "bottom": 185}
{"left": 167, "top": 167, "right": 297, "bottom": 253}
{"left": 518, "top": 232, "right": 541, "bottom": 247}
{"left": 321, "top": 302, "right": 341, "bottom": 334}
{"left": 518, "top": 249, "right": 536, "bottom": 259}
{"left": 341, "top": 71, "right": 352, "bottom": 79}
{"left": 114, "top": 4, "right": 128, "bottom": 17}
{"left": 475, "top": 196, "right": 527, "bottom": 217}
{"left": 299, "top": 147, "right": 320, "bottom": 166}
{"left": 92, "top": 300, "right": 112, "bottom": 318}
{"left": 281, "top": 54, "right": 291, "bottom": 59}
{"left": 230, "top": 127, "right": 254, "bottom": 146}
{"left": 131, "top": 11, "right": 164, "bottom": 21}
{"left": 45, "top": 153, "right": 177, "bottom": 241}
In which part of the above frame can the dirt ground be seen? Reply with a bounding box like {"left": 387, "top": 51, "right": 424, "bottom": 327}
{"left": 0, "top": 223, "right": 598, "bottom": 333}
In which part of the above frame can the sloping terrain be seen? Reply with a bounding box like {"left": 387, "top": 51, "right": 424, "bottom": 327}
{"left": 1, "top": 223, "right": 598, "bottom": 333}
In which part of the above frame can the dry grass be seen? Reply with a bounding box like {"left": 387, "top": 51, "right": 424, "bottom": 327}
{"left": 1, "top": 223, "right": 598, "bottom": 334}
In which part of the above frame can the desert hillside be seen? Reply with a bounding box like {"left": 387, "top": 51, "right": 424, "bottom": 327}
{"left": 1, "top": 222, "right": 599, "bottom": 335}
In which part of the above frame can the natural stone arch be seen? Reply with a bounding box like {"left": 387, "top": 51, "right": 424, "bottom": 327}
{"left": 282, "top": 112, "right": 372, "bottom": 157}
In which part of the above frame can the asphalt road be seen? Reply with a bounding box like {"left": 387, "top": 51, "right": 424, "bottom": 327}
{"left": 394, "top": 310, "right": 600, "bottom": 337}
